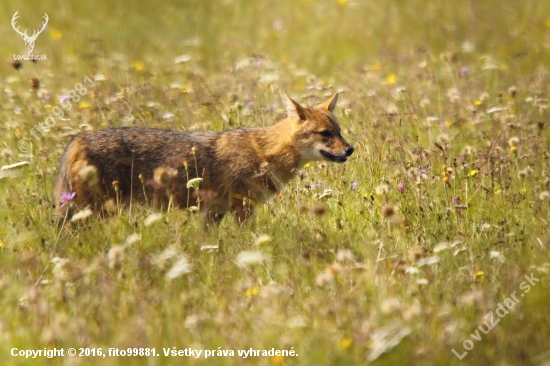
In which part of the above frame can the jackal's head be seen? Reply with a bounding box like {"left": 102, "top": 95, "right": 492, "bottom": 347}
{"left": 285, "top": 93, "right": 354, "bottom": 164}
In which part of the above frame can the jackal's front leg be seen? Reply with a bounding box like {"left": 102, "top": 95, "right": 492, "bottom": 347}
{"left": 230, "top": 196, "right": 254, "bottom": 225}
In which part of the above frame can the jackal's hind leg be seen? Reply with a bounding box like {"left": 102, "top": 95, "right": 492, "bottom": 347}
{"left": 202, "top": 198, "right": 229, "bottom": 228}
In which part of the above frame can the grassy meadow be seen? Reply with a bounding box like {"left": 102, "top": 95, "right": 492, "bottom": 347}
{"left": 1, "top": 0, "right": 550, "bottom": 364}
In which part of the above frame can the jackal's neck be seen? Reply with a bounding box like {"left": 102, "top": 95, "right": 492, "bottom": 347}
{"left": 251, "top": 118, "right": 302, "bottom": 181}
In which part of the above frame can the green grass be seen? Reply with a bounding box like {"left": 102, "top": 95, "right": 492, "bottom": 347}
{"left": 1, "top": 0, "right": 550, "bottom": 365}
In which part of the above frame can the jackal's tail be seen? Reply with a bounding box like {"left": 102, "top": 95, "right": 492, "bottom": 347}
{"left": 53, "top": 145, "right": 72, "bottom": 219}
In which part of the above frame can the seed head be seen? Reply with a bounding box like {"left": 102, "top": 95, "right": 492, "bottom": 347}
{"left": 375, "top": 184, "right": 390, "bottom": 195}
{"left": 508, "top": 136, "right": 520, "bottom": 147}
{"left": 463, "top": 145, "right": 473, "bottom": 155}
{"left": 1, "top": 148, "right": 13, "bottom": 158}
{"left": 480, "top": 223, "right": 491, "bottom": 232}
{"left": 437, "top": 133, "right": 449, "bottom": 143}
{"left": 154, "top": 167, "right": 172, "bottom": 189}
{"left": 30, "top": 77, "right": 40, "bottom": 91}
{"left": 518, "top": 166, "right": 533, "bottom": 178}
{"left": 446, "top": 88, "right": 460, "bottom": 103}
{"left": 309, "top": 202, "right": 327, "bottom": 216}
{"left": 103, "top": 199, "right": 117, "bottom": 212}
{"left": 336, "top": 249, "right": 354, "bottom": 262}
{"left": 381, "top": 297, "right": 401, "bottom": 314}
{"left": 382, "top": 205, "right": 396, "bottom": 218}
{"left": 408, "top": 246, "right": 424, "bottom": 263}
{"left": 108, "top": 246, "right": 124, "bottom": 269}
{"left": 10, "top": 60, "right": 22, "bottom": 70}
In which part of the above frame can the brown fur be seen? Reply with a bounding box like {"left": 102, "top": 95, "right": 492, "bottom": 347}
{"left": 53, "top": 93, "right": 354, "bottom": 225}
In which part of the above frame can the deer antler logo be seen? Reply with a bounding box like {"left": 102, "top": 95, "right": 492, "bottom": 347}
{"left": 11, "top": 11, "right": 49, "bottom": 54}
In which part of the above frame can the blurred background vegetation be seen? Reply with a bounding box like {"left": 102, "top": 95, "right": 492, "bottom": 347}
{"left": 2, "top": 0, "right": 550, "bottom": 75}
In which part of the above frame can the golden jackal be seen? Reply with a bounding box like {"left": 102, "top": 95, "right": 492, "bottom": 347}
{"left": 54, "top": 93, "right": 354, "bottom": 224}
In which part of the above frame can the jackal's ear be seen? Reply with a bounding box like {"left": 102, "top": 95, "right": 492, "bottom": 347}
{"left": 316, "top": 92, "right": 339, "bottom": 113}
{"left": 284, "top": 94, "right": 307, "bottom": 121}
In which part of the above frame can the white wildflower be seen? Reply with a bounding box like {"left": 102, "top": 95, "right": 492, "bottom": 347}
{"left": 71, "top": 208, "right": 93, "bottom": 221}
{"left": 254, "top": 234, "right": 273, "bottom": 246}
{"left": 166, "top": 255, "right": 193, "bottom": 279}
{"left": 144, "top": 213, "right": 163, "bottom": 226}
{"left": 235, "top": 251, "right": 265, "bottom": 268}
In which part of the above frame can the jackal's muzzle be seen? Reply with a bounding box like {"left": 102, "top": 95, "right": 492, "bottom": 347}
{"left": 320, "top": 145, "right": 354, "bottom": 163}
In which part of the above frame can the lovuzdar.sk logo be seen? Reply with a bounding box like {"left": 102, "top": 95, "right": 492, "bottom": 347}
{"left": 11, "top": 10, "right": 49, "bottom": 61}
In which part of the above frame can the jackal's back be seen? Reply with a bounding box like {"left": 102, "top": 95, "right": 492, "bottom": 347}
{"left": 53, "top": 127, "right": 220, "bottom": 213}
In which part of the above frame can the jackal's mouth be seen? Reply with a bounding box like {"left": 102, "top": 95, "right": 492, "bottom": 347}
{"left": 320, "top": 149, "right": 348, "bottom": 163}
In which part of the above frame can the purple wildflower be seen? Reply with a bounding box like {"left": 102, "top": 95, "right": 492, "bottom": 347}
{"left": 59, "top": 94, "right": 71, "bottom": 104}
{"left": 253, "top": 58, "right": 263, "bottom": 67}
{"left": 272, "top": 19, "right": 283, "bottom": 31}
{"left": 350, "top": 181, "right": 358, "bottom": 190}
{"left": 451, "top": 196, "right": 460, "bottom": 206}
{"left": 40, "top": 91, "right": 51, "bottom": 101}
{"left": 459, "top": 67, "right": 470, "bottom": 77}
{"left": 397, "top": 182, "right": 405, "bottom": 193}
{"left": 60, "top": 192, "right": 76, "bottom": 208}
{"left": 246, "top": 100, "right": 254, "bottom": 108}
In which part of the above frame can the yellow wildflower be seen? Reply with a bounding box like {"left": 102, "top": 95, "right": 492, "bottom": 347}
{"left": 132, "top": 61, "right": 144, "bottom": 71}
{"left": 245, "top": 287, "right": 259, "bottom": 297}
{"left": 270, "top": 355, "right": 285, "bottom": 364}
{"left": 50, "top": 29, "right": 62, "bottom": 39}
{"left": 474, "top": 270, "right": 485, "bottom": 279}
{"left": 338, "top": 336, "right": 353, "bottom": 350}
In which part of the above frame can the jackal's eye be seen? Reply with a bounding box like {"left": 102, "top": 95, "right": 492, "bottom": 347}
{"left": 319, "top": 130, "right": 332, "bottom": 138}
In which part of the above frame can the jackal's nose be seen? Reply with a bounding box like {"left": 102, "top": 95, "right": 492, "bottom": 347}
{"left": 345, "top": 146, "right": 354, "bottom": 156}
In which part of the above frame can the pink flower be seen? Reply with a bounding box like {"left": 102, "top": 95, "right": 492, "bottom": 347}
{"left": 59, "top": 94, "right": 71, "bottom": 104}
{"left": 60, "top": 192, "right": 76, "bottom": 208}
{"left": 451, "top": 196, "right": 460, "bottom": 206}
{"left": 397, "top": 182, "right": 405, "bottom": 193}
